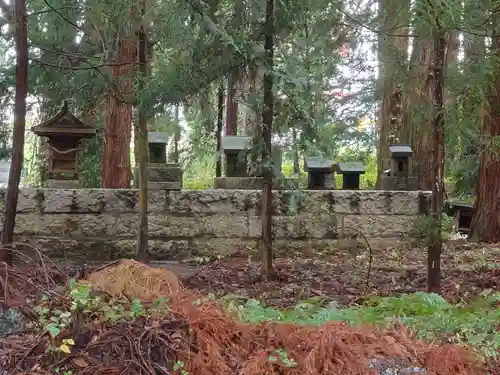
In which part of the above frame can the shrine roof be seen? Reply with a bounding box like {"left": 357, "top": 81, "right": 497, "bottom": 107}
{"left": 148, "top": 132, "right": 169, "bottom": 144}
{"left": 303, "top": 156, "right": 338, "bottom": 172}
{"left": 337, "top": 161, "right": 365, "bottom": 173}
{"left": 389, "top": 144, "right": 413, "bottom": 157}
{"left": 31, "top": 101, "right": 96, "bottom": 138}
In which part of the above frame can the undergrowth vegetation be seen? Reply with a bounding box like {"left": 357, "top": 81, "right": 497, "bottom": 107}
{"left": 29, "top": 280, "right": 499, "bottom": 363}
{"left": 224, "top": 291, "right": 500, "bottom": 361}
{"left": 5, "top": 272, "right": 496, "bottom": 374}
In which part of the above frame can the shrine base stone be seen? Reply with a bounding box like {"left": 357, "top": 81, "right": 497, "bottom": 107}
{"left": 45, "top": 179, "right": 80, "bottom": 189}
{"left": 214, "top": 177, "right": 298, "bottom": 190}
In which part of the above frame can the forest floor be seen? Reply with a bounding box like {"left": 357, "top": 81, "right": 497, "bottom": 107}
{"left": 183, "top": 242, "right": 500, "bottom": 308}
{"left": 0, "top": 241, "right": 497, "bottom": 375}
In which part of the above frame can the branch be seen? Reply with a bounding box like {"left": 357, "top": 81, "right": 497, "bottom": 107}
{"left": 30, "top": 58, "right": 137, "bottom": 70}
{"left": 42, "top": 0, "right": 83, "bottom": 32}
{"left": 29, "top": 44, "right": 103, "bottom": 61}
{"left": 27, "top": 6, "right": 81, "bottom": 17}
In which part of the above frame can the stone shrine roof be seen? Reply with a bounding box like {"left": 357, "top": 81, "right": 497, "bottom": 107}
{"left": 148, "top": 132, "right": 169, "bottom": 144}
{"left": 304, "top": 156, "right": 336, "bottom": 172}
{"left": 31, "top": 101, "right": 96, "bottom": 138}
{"left": 221, "top": 136, "right": 252, "bottom": 151}
{"left": 389, "top": 144, "right": 413, "bottom": 158}
{"left": 337, "top": 161, "right": 365, "bottom": 173}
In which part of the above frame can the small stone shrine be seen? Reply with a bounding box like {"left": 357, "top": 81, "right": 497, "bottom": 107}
{"left": 223, "top": 135, "right": 252, "bottom": 178}
{"left": 380, "top": 144, "right": 418, "bottom": 190}
{"left": 444, "top": 200, "right": 474, "bottom": 235}
{"left": 214, "top": 136, "right": 297, "bottom": 189}
{"left": 133, "top": 132, "right": 183, "bottom": 190}
{"left": 31, "top": 101, "right": 96, "bottom": 188}
{"left": 304, "top": 156, "right": 337, "bottom": 190}
{"left": 338, "top": 162, "right": 365, "bottom": 190}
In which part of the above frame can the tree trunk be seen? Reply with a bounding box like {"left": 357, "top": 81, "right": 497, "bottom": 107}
{"left": 101, "top": 39, "right": 135, "bottom": 188}
{"left": 376, "top": 0, "right": 409, "bottom": 187}
{"left": 216, "top": 81, "right": 224, "bottom": 177}
{"left": 242, "top": 65, "right": 261, "bottom": 137}
{"left": 469, "top": 28, "right": 500, "bottom": 242}
{"left": 224, "top": 0, "right": 244, "bottom": 136}
{"left": 260, "top": 0, "right": 275, "bottom": 281}
{"left": 428, "top": 32, "right": 446, "bottom": 294}
{"left": 0, "top": 0, "right": 28, "bottom": 264}
{"left": 401, "top": 31, "right": 434, "bottom": 190}
{"left": 135, "top": 0, "right": 148, "bottom": 261}
{"left": 172, "top": 104, "right": 180, "bottom": 163}
{"left": 225, "top": 72, "right": 239, "bottom": 135}
{"left": 292, "top": 126, "right": 300, "bottom": 175}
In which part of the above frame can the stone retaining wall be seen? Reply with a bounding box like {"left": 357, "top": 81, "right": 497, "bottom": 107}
{"left": 0, "top": 189, "right": 431, "bottom": 260}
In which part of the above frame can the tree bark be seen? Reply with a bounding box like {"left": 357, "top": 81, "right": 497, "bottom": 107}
{"left": 428, "top": 32, "right": 446, "bottom": 294}
{"left": 292, "top": 126, "right": 300, "bottom": 175}
{"left": 135, "top": 0, "right": 149, "bottom": 261}
{"left": 216, "top": 81, "right": 224, "bottom": 177}
{"left": 260, "top": 0, "right": 275, "bottom": 281}
{"left": 0, "top": 0, "right": 28, "bottom": 265}
{"left": 401, "top": 28, "right": 434, "bottom": 190}
{"left": 225, "top": 72, "right": 239, "bottom": 135}
{"left": 172, "top": 104, "right": 180, "bottom": 163}
{"left": 469, "top": 26, "right": 500, "bottom": 242}
{"left": 224, "top": 0, "right": 244, "bottom": 136}
{"left": 376, "top": 0, "right": 410, "bottom": 187}
{"left": 101, "top": 39, "right": 135, "bottom": 188}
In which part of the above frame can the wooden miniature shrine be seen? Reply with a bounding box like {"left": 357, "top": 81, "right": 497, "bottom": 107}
{"left": 304, "top": 156, "right": 337, "bottom": 190}
{"left": 338, "top": 162, "right": 365, "bottom": 190}
{"left": 31, "top": 101, "right": 96, "bottom": 187}
{"left": 380, "top": 144, "right": 418, "bottom": 190}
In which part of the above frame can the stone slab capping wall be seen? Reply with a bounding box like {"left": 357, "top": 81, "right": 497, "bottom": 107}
{"left": 0, "top": 189, "right": 431, "bottom": 261}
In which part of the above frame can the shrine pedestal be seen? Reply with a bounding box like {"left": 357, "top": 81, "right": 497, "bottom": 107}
{"left": 46, "top": 179, "right": 81, "bottom": 189}
{"left": 214, "top": 177, "right": 298, "bottom": 190}
{"left": 381, "top": 176, "right": 418, "bottom": 190}
{"left": 134, "top": 163, "right": 183, "bottom": 190}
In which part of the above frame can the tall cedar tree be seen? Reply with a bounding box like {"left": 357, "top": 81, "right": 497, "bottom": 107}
{"left": 428, "top": 24, "right": 446, "bottom": 293}
{"left": 260, "top": 0, "right": 275, "bottom": 281}
{"left": 225, "top": 0, "right": 244, "bottom": 136}
{"left": 136, "top": 0, "right": 149, "bottom": 261}
{"left": 376, "top": 0, "right": 409, "bottom": 187}
{"left": 216, "top": 81, "right": 224, "bottom": 177}
{"left": 469, "top": 19, "right": 500, "bottom": 242}
{"left": 0, "top": 0, "right": 28, "bottom": 264}
{"left": 101, "top": 39, "right": 135, "bottom": 188}
{"left": 172, "top": 105, "right": 180, "bottom": 163}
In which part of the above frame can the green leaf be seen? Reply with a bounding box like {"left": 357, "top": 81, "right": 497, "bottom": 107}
{"left": 130, "top": 299, "right": 144, "bottom": 316}
{"left": 46, "top": 323, "right": 61, "bottom": 338}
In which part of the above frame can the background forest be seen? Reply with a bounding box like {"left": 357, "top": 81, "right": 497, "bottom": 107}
{"left": 0, "top": 0, "right": 496, "bottom": 233}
